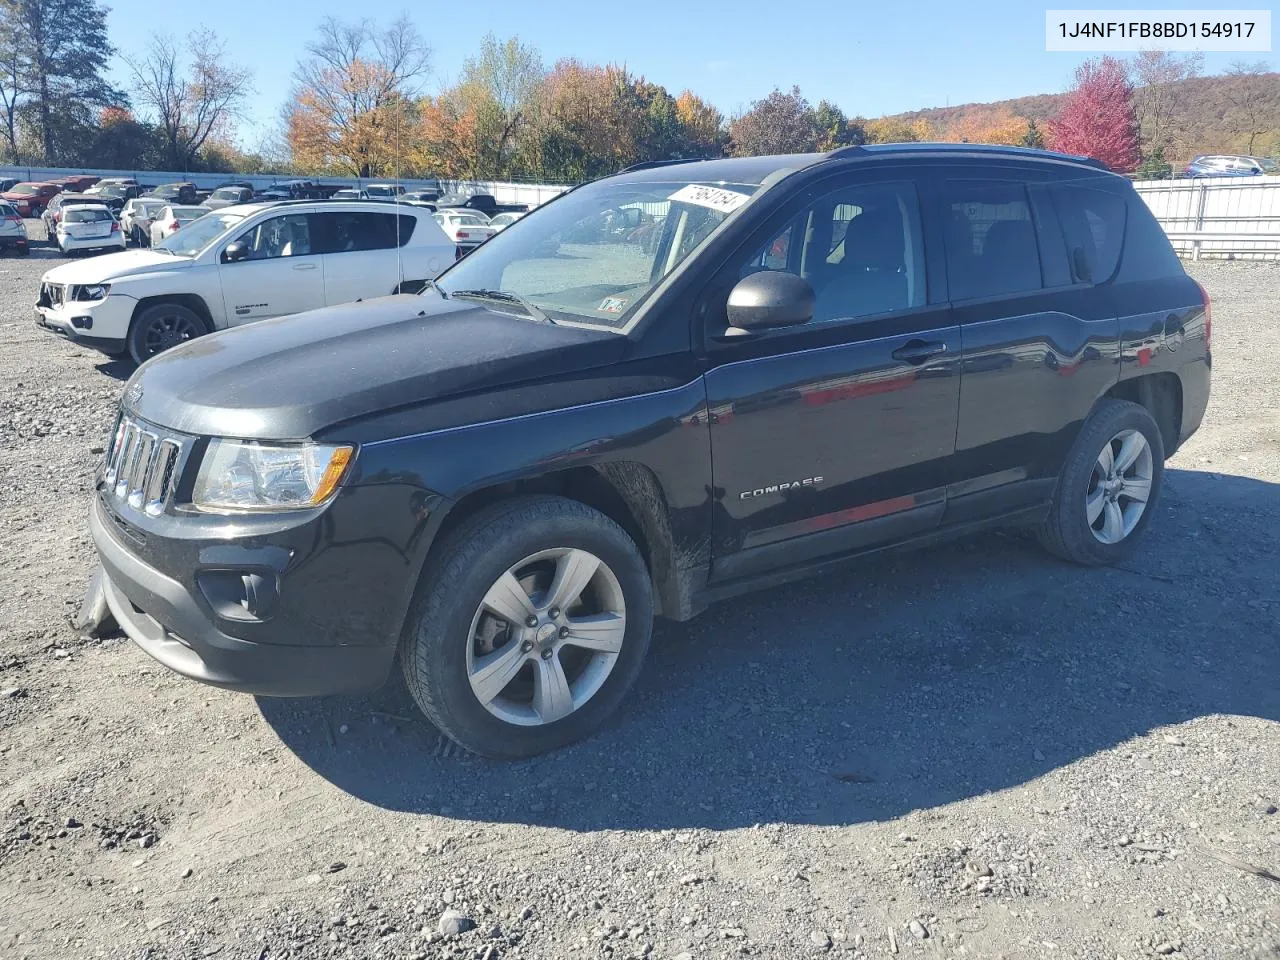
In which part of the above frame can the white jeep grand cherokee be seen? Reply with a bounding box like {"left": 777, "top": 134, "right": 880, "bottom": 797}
{"left": 35, "top": 201, "right": 455, "bottom": 365}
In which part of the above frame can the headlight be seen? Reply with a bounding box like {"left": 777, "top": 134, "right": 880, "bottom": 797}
{"left": 73, "top": 284, "right": 111, "bottom": 301}
{"left": 192, "top": 440, "right": 354, "bottom": 512}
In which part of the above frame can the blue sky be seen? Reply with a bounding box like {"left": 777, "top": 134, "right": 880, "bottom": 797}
{"left": 102, "top": 0, "right": 1268, "bottom": 149}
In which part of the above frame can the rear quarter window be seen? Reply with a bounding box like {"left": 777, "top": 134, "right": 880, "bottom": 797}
{"left": 1051, "top": 182, "right": 1127, "bottom": 283}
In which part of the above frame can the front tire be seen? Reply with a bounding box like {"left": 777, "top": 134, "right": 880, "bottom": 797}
{"left": 401, "top": 496, "right": 654, "bottom": 759}
{"left": 1038, "top": 399, "right": 1165, "bottom": 565}
{"left": 126, "top": 302, "right": 209, "bottom": 365}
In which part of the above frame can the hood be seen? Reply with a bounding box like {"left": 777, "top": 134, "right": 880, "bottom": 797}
{"left": 125, "top": 294, "right": 626, "bottom": 439}
{"left": 41, "top": 249, "right": 191, "bottom": 285}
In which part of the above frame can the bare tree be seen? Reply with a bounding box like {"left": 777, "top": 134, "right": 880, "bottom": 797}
{"left": 1128, "top": 50, "right": 1202, "bottom": 155}
{"left": 286, "top": 16, "right": 430, "bottom": 176}
{"left": 126, "top": 29, "right": 250, "bottom": 170}
{"left": 1224, "top": 60, "right": 1273, "bottom": 155}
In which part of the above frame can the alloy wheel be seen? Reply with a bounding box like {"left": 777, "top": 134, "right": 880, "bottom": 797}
{"left": 141, "top": 313, "right": 202, "bottom": 357}
{"left": 466, "top": 548, "right": 626, "bottom": 726}
{"left": 1086, "top": 428, "right": 1153, "bottom": 544}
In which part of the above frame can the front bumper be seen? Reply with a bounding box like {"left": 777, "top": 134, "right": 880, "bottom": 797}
{"left": 35, "top": 294, "right": 134, "bottom": 353}
{"left": 89, "top": 496, "right": 398, "bottom": 696}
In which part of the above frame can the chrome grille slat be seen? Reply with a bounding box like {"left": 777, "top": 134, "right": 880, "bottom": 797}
{"left": 126, "top": 433, "right": 156, "bottom": 509}
{"left": 113, "top": 423, "right": 139, "bottom": 497}
{"left": 143, "top": 440, "right": 181, "bottom": 516}
{"left": 100, "top": 415, "right": 185, "bottom": 516}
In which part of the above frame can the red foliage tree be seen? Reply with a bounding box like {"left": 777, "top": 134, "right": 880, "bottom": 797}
{"left": 1047, "top": 56, "right": 1141, "bottom": 172}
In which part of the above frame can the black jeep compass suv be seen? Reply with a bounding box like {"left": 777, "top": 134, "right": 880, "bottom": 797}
{"left": 81, "top": 144, "right": 1211, "bottom": 758}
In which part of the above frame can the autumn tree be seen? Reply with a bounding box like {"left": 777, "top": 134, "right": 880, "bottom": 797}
{"left": 729, "top": 86, "right": 819, "bottom": 156}
{"left": 1128, "top": 50, "right": 1202, "bottom": 155}
{"left": 419, "top": 82, "right": 487, "bottom": 178}
{"left": 286, "top": 16, "right": 430, "bottom": 177}
{"left": 674, "top": 90, "right": 726, "bottom": 156}
{"left": 1047, "top": 56, "right": 1140, "bottom": 172}
{"left": 941, "top": 107, "right": 1029, "bottom": 145}
{"left": 125, "top": 30, "right": 250, "bottom": 170}
{"left": 1224, "top": 60, "right": 1273, "bottom": 155}
{"left": 863, "top": 115, "right": 932, "bottom": 143}
{"left": 90, "top": 105, "right": 159, "bottom": 168}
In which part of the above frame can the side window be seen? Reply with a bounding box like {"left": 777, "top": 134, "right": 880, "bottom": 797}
{"left": 941, "top": 181, "right": 1042, "bottom": 301}
{"left": 734, "top": 180, "right": 925, "bottom": 323}
{"left": 1051, "top": 182, "right": 1127, "bottom": 283}
{"left": 315, "top": 212, "right": 415, "bottom": 253}
{"left": 234, "top": 214, "right": 313, "bottom": 260}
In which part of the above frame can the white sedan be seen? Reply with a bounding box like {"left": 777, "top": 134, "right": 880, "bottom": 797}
{"left": 488, "top": 211, "right": 524, "bottom": 231}
{"left": 55, "top": 205, "right": 126, "bottom": 255}
{"left": 149, "top": 205, "right": 209, "bottom": 246}
{"left": 433, "top": 210, "right": 497, "bottom": 251}
{"left": 120, "top": 198, "right": 167, "bottom": 247}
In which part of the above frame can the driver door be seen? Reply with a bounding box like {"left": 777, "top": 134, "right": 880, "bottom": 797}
{"left": 217, "top": 213, "right": 326, "bottom": 325}
{"left": 702, "top": 173, "right": 961, "bottom": 580}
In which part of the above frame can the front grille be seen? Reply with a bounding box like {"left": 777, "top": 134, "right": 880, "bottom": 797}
{"left": 103, "top": 415, "right": 185, "bottom": 517}
{"left": 38, "top": 282, "right": 66, "bottom": 308}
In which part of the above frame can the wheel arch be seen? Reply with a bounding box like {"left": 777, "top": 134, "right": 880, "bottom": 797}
{"left": 426, "top": 461, "right": 688, "bottom": 621}
{"left": 129, "top": 294, "right": 216, "bottom": 334}
{"left": 1103, "top": 372, "right": 1182, "bottom": 457}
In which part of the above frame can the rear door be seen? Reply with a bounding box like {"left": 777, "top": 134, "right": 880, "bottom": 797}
{"left": 313, "top": 210, "right": 412, "bottom": 303}
{"left": 703, "top": 172, "right": 961, "bottom": 580}
{"left": 216, "top": 212, "right": 325, "bottom": 324}
{"left": 935, "top": 173, "right": 1119, "bottom": 523}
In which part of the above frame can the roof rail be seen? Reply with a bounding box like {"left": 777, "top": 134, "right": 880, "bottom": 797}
{"left": 619, "top": 157, "right": 710, "bottom": 173}
{"left": 825, "top": 141, "right": 1111, "bottom": 171}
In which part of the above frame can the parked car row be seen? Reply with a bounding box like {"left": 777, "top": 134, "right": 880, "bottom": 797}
{"left": 1181, "top": 154, "right": 1279, "bottom": 178}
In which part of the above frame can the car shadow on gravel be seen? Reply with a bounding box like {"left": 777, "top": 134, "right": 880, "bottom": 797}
{"left": 93, "top": 358, "right": 133, "bottom": 381}
{"left": 259, "top": 468, "right": 1280, "bottom": 830}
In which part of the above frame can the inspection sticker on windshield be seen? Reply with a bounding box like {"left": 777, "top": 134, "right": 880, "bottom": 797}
{"left": 668, "top": 184, "right": 750, "bottom": 213}
{"left": 597, "top": 296, "right": 629, "bottom": 314}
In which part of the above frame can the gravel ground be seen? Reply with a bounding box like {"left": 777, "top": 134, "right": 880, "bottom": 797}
{"left": 0, "top": 222, "right": 1277, "bottom": 960}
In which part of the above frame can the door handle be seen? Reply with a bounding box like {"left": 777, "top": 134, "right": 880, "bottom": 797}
{"left": 292, "top": 263, "right": 317, "bottom": 271}
{"left": 892, "top": 339, "right": 948, "bottom": 365}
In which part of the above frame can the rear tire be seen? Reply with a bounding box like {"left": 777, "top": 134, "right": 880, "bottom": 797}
{"left": 127, "top": 302, "right": 209, "bottom": 366}
{"left": 400, "top": 496, "right": 654, "bottom": 759}
{"left": 1038, "top": 399, "right": 1165, "bottom": 565}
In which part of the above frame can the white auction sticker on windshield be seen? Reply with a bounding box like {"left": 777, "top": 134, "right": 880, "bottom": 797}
{"left": 668, "top": 184, "right": 750, "bottom": 213}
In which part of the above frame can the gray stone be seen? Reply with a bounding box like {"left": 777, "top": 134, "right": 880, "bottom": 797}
{"left": 809, "top": 929, "right": 832, "bottom": 949}
{"left": 438, "top": 909, "right": 474, "bottom": 938}
{"left": 908, "top": 920, "right": 928, "bottom": 940}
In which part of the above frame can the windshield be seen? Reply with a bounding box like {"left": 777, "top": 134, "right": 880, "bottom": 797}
{"left": 212, "top": 188, "right": 240, "bottom": 199}
{"left": 366, "top": 185, "right": 399, "bottom": 197}
{"left": 92, "top": 185, "right": 127, "bottom": 197}
{"left": 66, "top": 208, "right": 111, "bottom": 223}
{"left": 172, "top": 206, "right": 206, "bottom": 219}
{"left": 1260, "top": 158, "right": 1279, "bottom": 174}
{"left": 154, "top": 212, "right": 244, "bottom": 256}
{"left": 8, "top": 184, "right": 38, "bottom": 196}
{"left": 436, "top": 177, "right": 764, "bottom": 328}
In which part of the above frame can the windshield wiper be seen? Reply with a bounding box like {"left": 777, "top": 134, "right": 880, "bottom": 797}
{"left": 449, "top": 288, "right": 550, "bottom": 323}
{"left": 418, "top": 278, "right": 448, "bottom": 299}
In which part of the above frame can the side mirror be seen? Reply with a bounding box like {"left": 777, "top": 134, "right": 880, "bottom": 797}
{"left": 724, "top": 270, "right": 815, "bottom": 335}
{"left": 221, "top": 241, "right": 249, "bottom": 263}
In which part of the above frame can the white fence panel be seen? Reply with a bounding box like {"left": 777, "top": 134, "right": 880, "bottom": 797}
{"left": 1133, "top": 176, "right": 1280, "bottom": 260}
